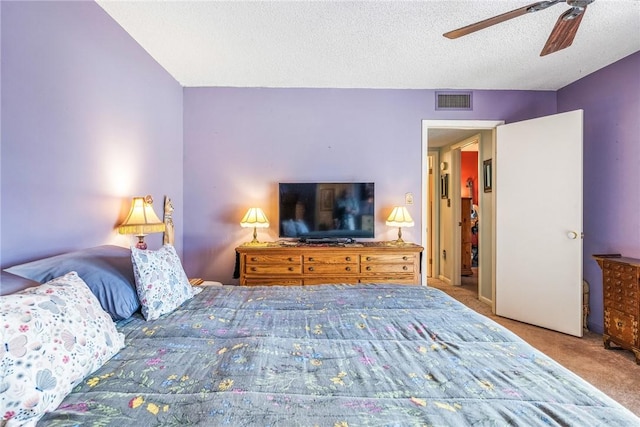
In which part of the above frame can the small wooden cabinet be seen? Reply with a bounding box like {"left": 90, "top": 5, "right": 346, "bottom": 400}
{"left": 593, "top": 255, "right": 640, "bottom": 364}
{"left": 237, "top": 243, "right": 423, "bottom": 286}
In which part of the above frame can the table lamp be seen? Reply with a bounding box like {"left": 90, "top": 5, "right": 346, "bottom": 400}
{"left": 118, "top": 195, "right": 166, "bottom": 249}
{"left": 240, "top": 207, "right": 269, "bottom": 246}
{"left": 386, "top": 206, "right": 414, "bottom": 245}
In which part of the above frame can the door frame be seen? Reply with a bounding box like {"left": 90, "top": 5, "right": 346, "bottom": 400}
{"left": 421, "top": 120, "right": 503, "bottom": 307}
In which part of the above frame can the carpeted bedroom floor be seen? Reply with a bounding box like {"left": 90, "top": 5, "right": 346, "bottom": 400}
{"left": 428, "top": 277, "right": 640, "bottom": 418}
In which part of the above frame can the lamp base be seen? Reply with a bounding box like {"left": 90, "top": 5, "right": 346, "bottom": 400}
{"left": 387, "top": 227, "right": 410, "bottom": 246}
{"left": 386, "top": 239, "right": 410, "bottom": 246}
{"left": 135, "top": 235, "right": 148, "bottom": 250}
{"left": 241, "top": 241, "right": 270, "bottom": 247}
{"left": 242, "top": 226, "right": 270, "bottom": 246}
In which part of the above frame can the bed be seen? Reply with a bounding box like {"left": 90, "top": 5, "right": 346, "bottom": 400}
{"left": 2, "top": 246, "right": 639, "bottom": 426}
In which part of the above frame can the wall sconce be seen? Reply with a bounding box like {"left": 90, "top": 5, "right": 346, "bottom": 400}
{"left": 386, "top": 206, "right": 414, "bottom": 245}
{"left": 240, "top": 207, "right": 270, "bottom": 246}
{"left": 118, "top": 195, "right": 166, "bottom": 249}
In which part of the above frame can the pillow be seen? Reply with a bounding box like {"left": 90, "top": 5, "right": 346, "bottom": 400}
{"left": 4, "top": 245, "right": 139, "bottom": 320}
{"left": 0, "top": 271, "right": 125, "bottom": 425}
{"left": 0, "top": 271, "right": 40, "bottom": 296}
{"left": 131, "top": 244, "right": 201, "bottom": 320}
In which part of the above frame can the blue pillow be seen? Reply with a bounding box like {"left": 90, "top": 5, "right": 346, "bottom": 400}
{"left": 4, "top": 245, "right": 139, "bottom": 320}
{"left": 0, "top": 270, "right": 40, "bottom": 295}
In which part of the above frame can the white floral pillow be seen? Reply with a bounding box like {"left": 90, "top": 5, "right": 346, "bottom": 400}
{"left": 130, "top": 244, "right": 201, "bottom": 321}
{"left": 0, "top": 271, "right": 125, "bottom": 425}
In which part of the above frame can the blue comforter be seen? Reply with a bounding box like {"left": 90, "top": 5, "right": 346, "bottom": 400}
{"left": 40, "top": 284, "right": 639, "bottom": 426}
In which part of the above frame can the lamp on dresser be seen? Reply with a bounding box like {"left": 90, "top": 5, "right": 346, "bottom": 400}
{"left": 386, "top": 206, "right": 414, "bottom": 245}
{"left": 118, "top": 195, "right": 166, "bottom": 249}
{"left": 240, "top": 207, "right": 270, "bottom": 246}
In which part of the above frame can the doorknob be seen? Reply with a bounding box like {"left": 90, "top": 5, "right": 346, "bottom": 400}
{"left": 567, "top": 231, "right": 578, "bottom": 240}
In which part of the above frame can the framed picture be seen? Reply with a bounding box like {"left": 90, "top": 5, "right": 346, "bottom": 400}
{"left": 483, "top": 159, "right": 493, "bottom": 193}
{"left": 440, "top": 173, "right": 449, "bottom": 199}
{"left": 320, "top": 188, "right": 335, "bottom": 211}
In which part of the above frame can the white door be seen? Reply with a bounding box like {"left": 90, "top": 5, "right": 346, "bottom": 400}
{"left": 495, "top": 110, "right": 583, "bottom": 337}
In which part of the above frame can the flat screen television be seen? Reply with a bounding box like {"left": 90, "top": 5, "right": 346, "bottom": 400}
{"left": 278, "top": 182, "right": 375, "bottom": 241}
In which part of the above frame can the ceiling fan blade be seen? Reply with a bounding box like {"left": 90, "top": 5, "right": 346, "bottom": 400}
{"left": 540, "top": 6, "right": 587, "bottom": 56}
{"left": 443, "top": 1, "right": 560, "bottom": 39}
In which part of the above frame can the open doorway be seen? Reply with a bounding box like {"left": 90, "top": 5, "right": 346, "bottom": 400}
{"left": 460, "top": 140, "right": 479, "bottom": 294}
{"left": 421, "top": 120, "right": 503, "bottom": 309}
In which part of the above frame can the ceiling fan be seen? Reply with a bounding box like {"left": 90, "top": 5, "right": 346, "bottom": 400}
{"left": 443, "top": 0, "right": 594, "bottom": 56}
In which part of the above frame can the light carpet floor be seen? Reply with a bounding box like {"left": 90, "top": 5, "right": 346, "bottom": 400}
{"left": 428, "top": 277, "right": 640, "bottom": 418}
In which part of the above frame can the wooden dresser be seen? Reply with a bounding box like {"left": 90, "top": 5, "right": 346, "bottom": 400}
{"left": 236, "top": 242, "right": 423, "bottom": 286}
{"left": 593, "top": 255, "right": 640, "bottom": 364}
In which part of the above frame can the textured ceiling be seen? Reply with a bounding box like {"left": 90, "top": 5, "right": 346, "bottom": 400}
{"left": 96, "top": 0, "right": 640, "bottom": 90}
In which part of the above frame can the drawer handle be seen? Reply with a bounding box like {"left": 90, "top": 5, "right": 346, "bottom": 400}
{"left": 309, "top": 267, "right": 314, "bottom": 272}
{"left": 309, "top": 257, "right": 314, "bottom": 262}
{"left": 288, "top": 267, "right": 294, "bottom": 271}
{"left": 250, "top": 267, "right": 257, "bottom": 272}
{"left": 346, "top": 267, "right": 351, "bottom": 272}
{"left": 288, "top": 257, "right": 294, "bottom": 262}
{"left": 403, "top": 256, "right": 408, "bottom": 261}
{"left": 366, "top": 266, "right": 371, "bottom": 271}
{"left": 346, "top": 256, "right": 351, "bottom": 261}
{"left": 403, "top": 266, "right": 408, "bottom": 271}
{"left": 366, "top": 256, "right": 371, "bottom": 261}
{"left": 251, "top": 257, "right": 258, "bottom": 262}
{"left": 617, "top": 321, "right": 624, "bottom": 328}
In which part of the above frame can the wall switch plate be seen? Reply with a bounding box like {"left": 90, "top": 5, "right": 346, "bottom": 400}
{"left": 405, "top": 192, "right": 414, "bottom": 205}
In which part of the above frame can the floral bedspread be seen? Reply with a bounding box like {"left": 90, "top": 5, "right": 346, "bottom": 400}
{"left": 40, "top": 284, "right": 638, "bottom": 426}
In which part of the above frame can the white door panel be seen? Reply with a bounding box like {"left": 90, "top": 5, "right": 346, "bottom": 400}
{"left": 496, "top": 110, "right": 583, "bottom": 337}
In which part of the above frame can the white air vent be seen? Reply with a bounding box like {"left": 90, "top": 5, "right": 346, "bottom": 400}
{"left": 436, "top": 92, "right": 472, "bottom": 110}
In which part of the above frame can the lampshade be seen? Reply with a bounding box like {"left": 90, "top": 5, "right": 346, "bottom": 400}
{"left": 118, "top": 195, "right": 166, "bottom": 249}
{"left": 240, "top": 207, "right": 269, "bottom": 245}
{"left": 240, "top": 207, "right": 270, "bottom": 228}
{"left": 386, "top": 206, "right": 414, "bottom": 244}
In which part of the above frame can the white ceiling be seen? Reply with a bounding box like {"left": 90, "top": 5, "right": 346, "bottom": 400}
{"left": 96, "top": 0, "right": 640, "bottom": 91}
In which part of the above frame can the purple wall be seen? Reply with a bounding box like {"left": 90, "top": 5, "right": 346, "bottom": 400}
{"left": 182, "top": 88, "right": 555, "bottom": 282}
{"left": 2, "top": 1, "right": 635, "bottom": 336}
{"left": 558, "top": 52, "right": 640, "bottom": 334}
{"left": 0, "top": 1, "right": 183, "bottom": 268}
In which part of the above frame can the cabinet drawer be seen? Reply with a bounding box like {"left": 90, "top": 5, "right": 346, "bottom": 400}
{"left": 304, "top": 264, "right": 358, "bottom": 274}
{"left": 245, "top": 254, "right": 301, "bottom": 264}
{"left": 243, "top": 278, "right": 303, "bottom": 286}
{"left": 604, "top": 308, "right": 638, "bottom": 348}
{"left": 305, "top": 254, "right": 358, "bottom": 264}
{"left": 245, "top": 264, "right": 302, "bottom": 275}
{"left": 303, "top": 277, "right": 359, "bottom": 285}
{"left": 361, "top": 254, "right": 416, "bottom": 263}
{"left": 362, "top": 263, "right": 414, "bottom": 274}
{"left": 604, "top": 279, "right": 639, "bottom": 312}
{"left": 604, "top": 260, "right": 637, "bottom": 275}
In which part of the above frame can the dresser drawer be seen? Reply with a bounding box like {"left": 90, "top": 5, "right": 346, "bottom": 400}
{"left": 604, "top": 308, "right": 638, "bottom": 348}
{"left": 360, "top": 275, "right": 417, "bottom": 285}
{"left": 362, "top": 263, "right": 414, "bottom": 274}
{"left": 604, "top": 277, "right": 639, "bottom": 313}
{"left": 245, "top": 254, "right": 301, "bottom": 264}
{"left": 303, "top": 277, "right": 359, "bottom": 285}
{"left": 305, "top": 254, "right": 358, "bottom": 264}
{"left": 304, "top": 264, "right": 358, "bottom": 275}
{"left": 243, "top": 278, "right": 303, "bottom": 286}
{"left": 361, "top": 253, "right": 416, "bottom": 264}
{"left": 245, "top": 264, "right": 302, "bottom": 275}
